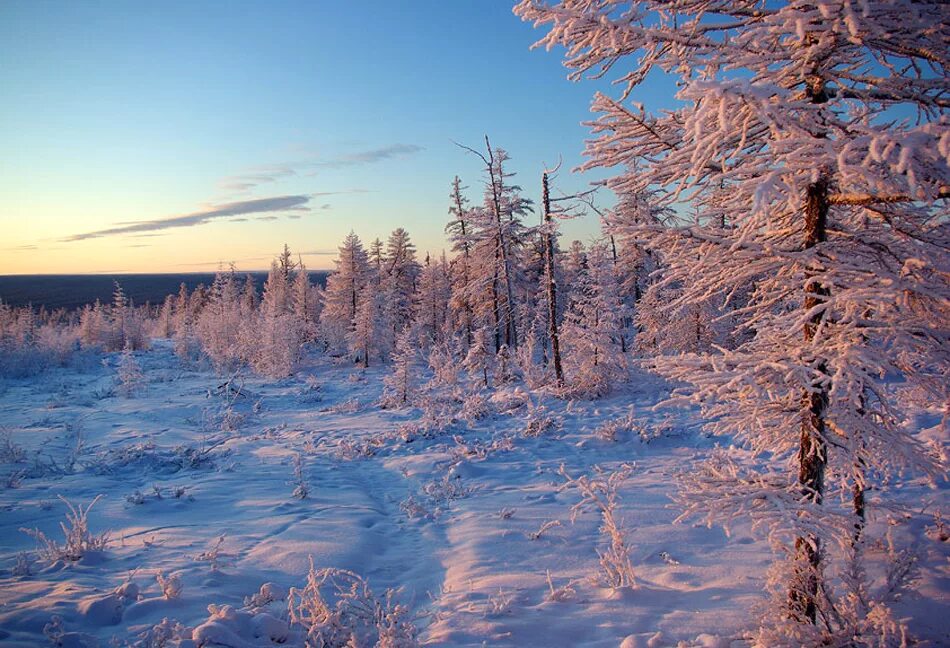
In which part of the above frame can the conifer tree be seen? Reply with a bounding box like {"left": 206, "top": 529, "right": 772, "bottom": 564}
{"left": 319, "top": 231, "right": 370, "bottom": 355}
{"left": 518, "top": 0, "right": 949, "bottom": 637}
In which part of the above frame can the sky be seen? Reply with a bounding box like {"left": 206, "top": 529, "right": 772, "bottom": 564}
{"left": 0, "top": 1, "right": 673, "bottom": 274}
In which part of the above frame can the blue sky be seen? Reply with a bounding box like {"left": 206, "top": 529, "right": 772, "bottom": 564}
{"left": 0, "top": 1, "right": 673, "bottom": 273}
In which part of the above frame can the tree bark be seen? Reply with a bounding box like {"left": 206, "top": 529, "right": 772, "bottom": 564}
{"left": 542, "top": 172, "right": 565, "bottom": 385}
{"left": 789, "top": 176, "right": 830, "bottom": 624}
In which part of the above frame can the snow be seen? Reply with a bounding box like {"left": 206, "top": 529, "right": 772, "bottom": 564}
{"left": 0, "top": 340, "right": 946, "bottom": 646}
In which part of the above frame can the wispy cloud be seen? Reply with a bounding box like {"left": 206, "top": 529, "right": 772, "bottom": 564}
{"left": 308, "top": 143, "right": 424, "bottom": 170}
{"left": 218, "top": 165, "right": 296, "bottom": 192}
{"left": 62, "top": 195, "right": 312, "bottom": 242}
{"left": 218, "top": 144, "right": 422, "bottom": 194}
{"left": 4, "top": 245, "right": 38, "bottom": 251}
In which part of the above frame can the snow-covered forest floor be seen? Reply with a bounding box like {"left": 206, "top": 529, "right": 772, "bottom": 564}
{"left": 0, "top": 341, "right": 946, "bottom": 647}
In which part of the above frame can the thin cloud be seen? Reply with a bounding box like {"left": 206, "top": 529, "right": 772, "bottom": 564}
{"left": 62, "top": 195, "right": 312, "bottom": 242}
{"left": 218, "top": 165, "right": 296, "bottom": 192}
{"left": 218, "top": 144, "right": 422, "bottom": 194}
{"left": 5, "top": 245, "right": 38, "bottom": 251}
{"left": 309, "top": 143, "right": 424, "bottom": 170}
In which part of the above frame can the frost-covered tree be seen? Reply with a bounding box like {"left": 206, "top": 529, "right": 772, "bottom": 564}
{"left": 414, "top": 253, "right": 451, "bottom": 348}
{"left": 446, "top": 176, "right": 477, "bottom": 348}
{"left": 320, "top": 231, "right": 370, "bottom": 355}
{"left": 154, "top": 294, "right": 175, "bottom": 339}
{"left": 460, "top": 138, "right": 534, "bottom": 353}
{"left": 381, "top": 328, "right": 417, "bottom": 407}
{"left": 172, "top": 283, "right": 200, "bottom": 362}
{"left": 380, "top": 227, "right": 422, "bottom": 339}
{"left": 292, "top": 258, "right": 321, "bottom": 342}
{"left": 108, "top": 282, "right": 147, "bottom": 351}
{"left": 252, "top": 255, "right": 308, "bottom": 378}
{"left": 197, "top": 267, "right": 243, "bottom": 371}
{"left": 116, "top": 340, "right": 144, "bottom": 397}
{"left": 463, "top": 325, "right": 495, "bottom": 388}
{"left": 560, "top": 243, "right": 627, "bottom": 397}
{"left": 518, "top": 0, "right": 949, "bottom": 638}
{"left": 349, "top": 278, "right": 387, "bottom": 367}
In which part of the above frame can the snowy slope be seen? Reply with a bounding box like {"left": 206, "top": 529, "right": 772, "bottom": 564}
{"left": 0, "top": 341, "right": 945, "bottom": 647}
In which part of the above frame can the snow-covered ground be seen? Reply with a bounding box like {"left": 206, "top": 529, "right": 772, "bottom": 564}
{"left": 0, "top": 341, "right": 946, "bottom": 647}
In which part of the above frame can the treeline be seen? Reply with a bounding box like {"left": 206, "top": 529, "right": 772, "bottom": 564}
{"left": 161, "top": 140, "right": 733, "bottom": 395}
{"left": 1, "top": 139, "right": 729, "bottom": 392}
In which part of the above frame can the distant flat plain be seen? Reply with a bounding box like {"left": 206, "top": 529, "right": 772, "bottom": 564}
{"left": 0, "top": 272, "right": 329, "bottom": 310}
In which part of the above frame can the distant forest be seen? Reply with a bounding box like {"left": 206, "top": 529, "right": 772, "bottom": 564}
{"left": 0, "top": 271, "right": 330, "bottom": 310}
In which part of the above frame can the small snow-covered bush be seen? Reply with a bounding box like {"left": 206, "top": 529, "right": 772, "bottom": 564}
{"left": 116, "top": 341, "right": 145, "bottom": 398}
{"left": 291, "top": 453, "right": 309, "bottom": 499}
{"left": 132, "top": 617, "right": 191, "bottom": 648}
{"left": 560, "top": 464, "right": 637, "bottom": 589}
{"left": 527, "top": 519, "right": 562, "bottom": 541}
{"left": 421, "top": 474, "right": 471, "bottom": 505}
{"left": 287, "top": 557, "right": 419, "bottom": 648}
{"left": 21, "top": 495, "right": 109, "bottom": 563}
{"left": 485, "top": 589, "right": 514, "bottom": 616}
{"left": 545, "top": 570, "right": 578, "bottom": 603}
{"left": 156, "top": 571, "right": 183, "bottom": 600}
{"left": 457, "top": 389, "right": 490, "bottom": 424}
{"left": 593, "top": 407, "right": 637, "bottom": 443}
{"left": 523, "top": 403, "right": 562, "bottom": 438}
{"left": 244, "top": 582, "right": 287, "bottom": 612}
{"left": 195, "top": 534, "right": 228, "bottom": 571}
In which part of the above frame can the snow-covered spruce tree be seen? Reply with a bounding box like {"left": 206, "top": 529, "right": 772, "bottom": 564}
{"left": 446, "top": 176, "right": 477, "bottom": 348}
{"left": 414, "top": 253, "right": 452, "bottom": 348}
{"left": 196, "top": 267, "right": 243, "bottom": 372}
{"left": 78, "top": 300, "right": 109, "bottom": 350}
{"left": 292, "top": 257, "right": 321, "bottom": 343}
{"left": 116, "top": 340, "right": 144, "bottom": 397}
{"left": 319, "top": 231, "right": 370, "bottom": 356}
{"left": 518, "top": 0, "right": 949, "bottom": 638}
{"left": 380, "top": 227, "right": 422, "bottom": 342}
{"left": 463, "top": 324, "right": 496, "bottom": 388}
{"left": 599, "top": 187, "right": 669, "bottom": 354}
{"left": 459, "top": 138, "right": 534, "bottom": 353}
{"left": 107, "top": 282, "right": 147, "bottom": 351}
{"left": 381, "top": 327, "right": 418, "bottom": 408}
{"left": 154, "top": 294, "right": 175, "bottom": 339}
{"left": 172, "top": 283, "right": 200, "bottom": 362}
{"left": 559, "top": 242, "right": 627, "bottom": 397}
{"left": 349, "top": 277, "right": 386, "bottom": 368}
{"left": 252, "top": 255, "right": 308, "bottom": 378}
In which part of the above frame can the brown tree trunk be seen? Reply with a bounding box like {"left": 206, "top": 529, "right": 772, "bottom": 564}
{"left": 453, "top": 191, "right": 475, "bottom": 348}
{"left": 608, "top": 234, "right": 629, "bottom": 353}
{"left": 542, "top": 172, "right": 564, "bottom": 385}
{"left": 789, "top": 176, "right": 830, "bottom": 624}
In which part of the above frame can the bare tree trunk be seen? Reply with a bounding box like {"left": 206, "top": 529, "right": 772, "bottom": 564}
{"left": 542, "top": 172, "right": 564, "bottom": 385}
{"left": 789, "top": 176, "right": 830, "bottom": 624}
{"left": 491, "top": 260, "right": 501, "bottom": 353}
